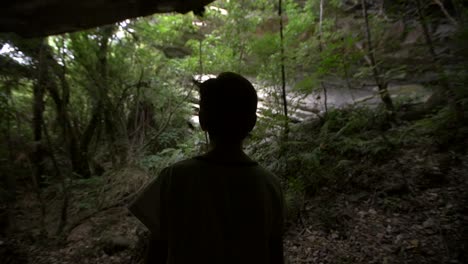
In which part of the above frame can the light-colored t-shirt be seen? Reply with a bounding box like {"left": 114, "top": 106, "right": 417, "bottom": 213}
{"left": 129, "top": 156, "right": 285, "bottom": 264}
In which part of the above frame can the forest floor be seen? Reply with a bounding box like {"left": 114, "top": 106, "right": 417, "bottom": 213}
{"left": 2, "top": 108, "right": 468, "bottom": 264}
{"left": 283, "top": 150, "right": 468, "bottom": 264}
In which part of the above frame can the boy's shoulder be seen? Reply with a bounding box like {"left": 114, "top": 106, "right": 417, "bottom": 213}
{"left": 170, "top": 156, "right": 203, "bottom": 168}
{"left": 166, "top": 156, "right": 281, "bottom": 186}
{"left": 167, "top": 155, "right": 263, "bottom": 171}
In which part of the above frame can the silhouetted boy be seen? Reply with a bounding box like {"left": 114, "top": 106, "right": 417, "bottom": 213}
{"left": 129, "top": 72, "right": 285, "bottom": 264}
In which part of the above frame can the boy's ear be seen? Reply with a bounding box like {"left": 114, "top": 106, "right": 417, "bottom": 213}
{"left": 246, "top": 114, "right": 257, "bottom": 132}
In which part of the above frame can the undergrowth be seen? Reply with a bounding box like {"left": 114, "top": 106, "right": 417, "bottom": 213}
{"left": 250, "top": 104, "right": 467, "bottom": 223}
{"left": 82, "top": 103, "right": 467, "bottom": 226}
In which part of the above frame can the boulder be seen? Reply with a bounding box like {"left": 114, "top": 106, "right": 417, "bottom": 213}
{"left": 403, "top": 24, "right": 424, "bottom": 45}
{"left": 101, "top": 235, "right": 132, "bottom": 255}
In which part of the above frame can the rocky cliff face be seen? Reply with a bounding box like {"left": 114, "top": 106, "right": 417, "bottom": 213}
{"left": 248, "top": 1, "right": 464, "bottom": 120}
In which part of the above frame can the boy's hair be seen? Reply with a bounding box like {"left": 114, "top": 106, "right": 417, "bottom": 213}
{"left": 199, "top": 72, "right": 258, "bottom": 140}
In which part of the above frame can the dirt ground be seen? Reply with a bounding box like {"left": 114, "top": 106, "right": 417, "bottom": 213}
{"left": 2, "top": 147, "right": 467, "bottom": 264}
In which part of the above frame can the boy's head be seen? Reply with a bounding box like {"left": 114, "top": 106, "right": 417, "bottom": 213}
{"left": 198, "top": 72, "right": 257, "bottom": 142}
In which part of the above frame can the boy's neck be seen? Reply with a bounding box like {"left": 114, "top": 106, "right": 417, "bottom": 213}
{"left": 211, "top": 139, "right": 242, "bottom": 150}
{"left": 204, "top": 139, "right": 253, "bottom": 163}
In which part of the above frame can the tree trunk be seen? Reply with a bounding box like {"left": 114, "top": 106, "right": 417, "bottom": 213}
{"left": 42, "top": 42, "right": 91, "bottom": 178}
{"left": 79, "top": 108, "right": 100, "bottom": 178}
{"left": 433, "top": 0, "right": 459, "bottom": 27}
{"left": 31, "top": 40, "right": 48, "bottom": 236}
{"left": 32, "top": 41, "right": 47, "bottom": 186}
{"left": 416, "top": 0, "right": 438, "bottom": 59}
{"left": 42, "top": 121, "right": 69, "bottom": 235}
{"left": 278, "top": 0, "right": 289, "bottom": 139}
{"left": 416, "top": 0, "right": 464, "bottom": 122}
{"left": 97, "top": 26, "right": 125, "bottom": 165}
{"left": 48, "top": 75, "right": 89, "bottom": 177}
{"left": 318, "top": 0, "right": 328, "bottom": 115}
{"left": 9, "top": 37, "right": 92, "bottom": 178}
{"left": 361, "top": 0, "right": 395, "bottom": 116}
{"left": 2, "top": 81, "right": 17, "bottom": 235}
{"left": 342, "top": 54, "right": 356, "bottom": 102}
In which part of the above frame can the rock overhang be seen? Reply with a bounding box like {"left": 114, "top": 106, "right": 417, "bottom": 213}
{"left": 1, "top": 0, "right": 215, "bottom": 37}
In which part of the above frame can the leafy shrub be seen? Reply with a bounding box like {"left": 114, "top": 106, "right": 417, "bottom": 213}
{"left": 138, "top": 133, "right": 203, "bottom": 175}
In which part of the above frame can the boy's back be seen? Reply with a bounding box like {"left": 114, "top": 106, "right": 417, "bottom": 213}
{"left": 129, "top": 156, "right": 284, "bottom": 264}
{"left": 130, "top": 72, "right": 285, "bottom": 263}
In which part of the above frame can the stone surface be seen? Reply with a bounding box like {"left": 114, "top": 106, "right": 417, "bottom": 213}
{"left": 101, "top": 235, "right": 132, "bottom": 255}
{"left": 0, "top": 0, "right": 215, "bottom": 37}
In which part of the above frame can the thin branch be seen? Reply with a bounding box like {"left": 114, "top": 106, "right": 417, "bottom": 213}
{"left": 416, "top": 0, "right": 438, "bottom": 60}
{"left": 361, "top": 0, "right": 394, "bottom": 113}
{"left": 433, "top": 0, "right": 459, "bottom": 27}
{"left": 318, "top": 0, "right": 328, "bottom": 114}
{"left": 278, "top": 0, "right": 289, "bottom": 138}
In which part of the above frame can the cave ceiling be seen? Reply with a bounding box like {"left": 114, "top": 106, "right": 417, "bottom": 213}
{"left": 1, "top": 0, "right": 215, "bottom": 37}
